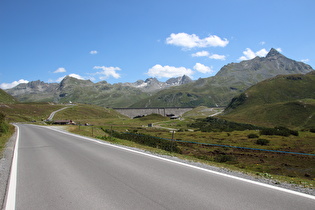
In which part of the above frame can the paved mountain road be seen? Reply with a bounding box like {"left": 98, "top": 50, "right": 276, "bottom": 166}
{"left": 46, "top": 106, "right": 70, "bottom": 121}
{"left": 5, "top": 124, "right": 315, "bottom": 209}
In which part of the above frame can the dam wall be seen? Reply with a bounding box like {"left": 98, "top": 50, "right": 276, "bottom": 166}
{"left": 113, "top": 107, "right": 194, "bottom": 118}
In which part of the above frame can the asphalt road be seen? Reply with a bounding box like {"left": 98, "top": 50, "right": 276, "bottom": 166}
{"left": 5, "top": 124, "right": 315, "bottom": 209}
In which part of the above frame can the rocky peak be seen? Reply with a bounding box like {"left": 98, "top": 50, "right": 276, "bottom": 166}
{"left": 144, "top": 78, "right": 159, "bottom": 84}
{"left": 59, "top": 75, "right": 93, "bottom": 90}
{"left": 166, "top": 75, "right": 193, "bottom": 85}
{"left": 266, "top": 48, "right": 282, "bottom": 58}
{"left": 181, "top": 75, "right": 193, "bottom": 84}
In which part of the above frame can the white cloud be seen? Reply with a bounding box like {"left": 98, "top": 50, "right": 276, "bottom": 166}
{"left": 256, "top": 48, "right": 268, "bottom": 57}
{"left": 276, "top": 48, "right": 282, "bottom": 52}
{"left": 52, "top": 74, "right": 85, "bottom": 83}
{"left": 193, "top": 63, "right": 213, "bottom": 74}
{"left": 93, "top": 66, "right": 121, "bottom": 79}
{"left": 69, "top": 73, "right": 85, "bottom": 80}
{"left": 209, "top": 54, "right": 226, "bottom": 60}
{"left": 90, "top": 50, "right": 98, "bottom": 54}
{"left": 192, "top": 51, "right": 226, "bottom": 60}
{"left": 239, "top": 48, "right": 268, "bottom": 60}
{"left": 0, "top": 79, "right": 29, "bottom": 89}
{"left": 192, "top": 51, "right": 210, "bottom": 57}
{"left": 260, "top": 41, "right": 266, "bottom": 45}
{"left": 53, "top": 67, "right": 66, "bottom": 73}
{"left": 147, "top": 64, "right": 194, "bottom": 78}
{"left": 301, "top": 59, "right": 310, "bottom": 63}
{"left": 166, "top": 33, "right": 229, "bottom": 49}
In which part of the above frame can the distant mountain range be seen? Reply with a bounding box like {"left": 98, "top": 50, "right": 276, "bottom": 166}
{"left": 4, "top": 75, "right": 193, "bottom": 107}
{"left": 4, "top": 48, "right": 314, "bottom": 108}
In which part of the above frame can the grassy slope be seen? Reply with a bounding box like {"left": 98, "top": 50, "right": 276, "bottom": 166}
{"left": 222, "top": 73, "right": 315, "bottom": 129}
{"left": 53, "top": 104, "right": 129, "bottom": 125}
{"left": 0, "top": 89, "right": 17, "bottom": 104}
{"left": 0, "top": 103, "right": 66, "bottom": 122}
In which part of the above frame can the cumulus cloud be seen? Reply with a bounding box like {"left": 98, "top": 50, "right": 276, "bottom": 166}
{"left": 69, "top": 73, "right": 85, "bottom": 80}
{"left": 301, "top": 58, "right": 310, "bottom": 63}
{"left": 147, "top": 64, "right": 194, "bottom": 78}
{"left": 193, "top": 63, "right": 213, "bottom": 74}
{"left": 192, "top": 51, "right": 226, "bottom": 60}
{"left": 239, "top": 48, "right": 268, "bottom": 60}
{"left": 166, "top": 33, "right": 229, "bottom": 49}
{"left": 276, "top": 48, "right": 282, "bottom": 52}
{"left": 90, "top": 50, "right": 98, "bottom": 54}
{"left": 192, "top": 51, "right": 210, "bottom": 57}
{"left": 53, "top": 67, "right": 66, "bottom": 73}
{"left": 53, "top": 74, "right": 86, "bottom": 83}
{"left": 209, "top": 54, "right": 226, "bottom": 60}
{"left": 93, "top": 66, "right": 121, "bottom": 80}
{"left": 0, "top": 79, "right": 29, "bottom": 89}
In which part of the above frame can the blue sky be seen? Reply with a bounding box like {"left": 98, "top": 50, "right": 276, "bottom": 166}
{"left": 1, "top": 0, "right": 314, "bottom": 89}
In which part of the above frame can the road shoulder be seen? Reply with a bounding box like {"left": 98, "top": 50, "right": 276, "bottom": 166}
{"left": 0, "top": 126, "right": 17, "bottom": 209}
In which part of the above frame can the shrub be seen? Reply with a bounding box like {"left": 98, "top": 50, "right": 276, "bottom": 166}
{"left": 189, "top": 117, "right": 261, "bottom": 132}
{"left": 214, "top": 155, "right": 234, "bottom": 163}
{"left": 260, "top": 126, "right": 298, "bottom": 137}
{"left": 310, "top": 128, "right": 315, "bottom": 133}
{"left": 0, "top": 112, "right": 9, "bottom": 134}
{"left": 101, "top": 128, "right": 182, "bottom": 153}
{"left": 256, "top": 139, "right": 270, "bottom": 146}
{"left": 247, "top": 133, "right": 259, "bottom": 138}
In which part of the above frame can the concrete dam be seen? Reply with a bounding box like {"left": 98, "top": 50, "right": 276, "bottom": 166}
{"left": 113, "top": 107, "right": 194, "bottom": 118}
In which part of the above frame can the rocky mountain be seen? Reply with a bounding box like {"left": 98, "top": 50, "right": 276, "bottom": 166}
{"left": 215, "top": 48, "right": 313, "bottom": 87}
{"left": 5, "top": 80, "right": 59, "bottom": 102}
{"left": 121, "top": 75, "right": 193, "bottom": 92}
{"left": 5, "top": 48, "right": 314, "bottom": 108}
{"left": 5, "top": 75, "right": 193, "bottom": 107}
{"left": 130, "top": 48, "right": 314, "bottom": 107}
{"left": 222, "top": 71, "right": 315, "bottom": 129}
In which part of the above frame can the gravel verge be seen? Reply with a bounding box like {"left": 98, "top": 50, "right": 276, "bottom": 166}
{"left": 0, "top": 127, "right": 16, "bottom": 210}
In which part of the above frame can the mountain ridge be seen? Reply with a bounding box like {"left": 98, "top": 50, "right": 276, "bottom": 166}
{"left": 5, "top": 48, "right": 314, "bottom": 108}
{"left": 130, "top": 48, "right": 313, "bottom": 107}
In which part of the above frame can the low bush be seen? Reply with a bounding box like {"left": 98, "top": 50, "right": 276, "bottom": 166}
{"left": 101, "top": 128, "right": 182, "bottom": 153}
{"left": 189, "top": 117, "right": 261, "bottom": 132}
{"left": 0, "top": 112, "right": 9, "bottom": 135}
{"left": 247, "top": 133, "right": 259, "bottom": 138}
{"left": 214, "top": 155, "right": 234, "bottom": 163}
{"left": 260, "top": 126, "right": 298, "bottom": 137}
{"left": 256, "top": 139, "right": 270, "bottom": 146}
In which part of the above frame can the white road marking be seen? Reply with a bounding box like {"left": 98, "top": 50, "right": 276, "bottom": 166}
{"left": 5, "top": 125, "right": 20, "bottom": 210}
{"left": 45, "top": 125, "right": 315, "bottom": 201}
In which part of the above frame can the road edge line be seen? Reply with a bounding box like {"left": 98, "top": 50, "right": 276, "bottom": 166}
{"left": 4, "top": 124, "right": 19, "bottom": 210}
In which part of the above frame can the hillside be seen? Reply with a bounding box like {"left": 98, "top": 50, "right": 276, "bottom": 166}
{"left": 0, "top": 88, "right": 17, "bottom": 104}
{"left": 131, "top": 48, "right": 314, "bottom": 107}
{"left": 221, "top": 71, "right": 315, "bottom": 129}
